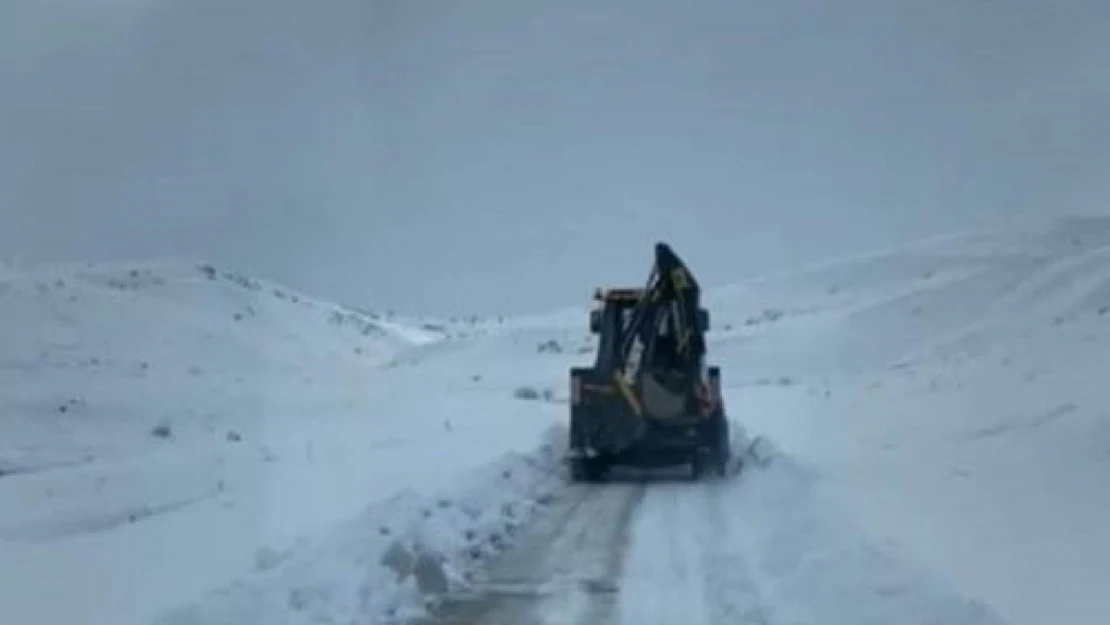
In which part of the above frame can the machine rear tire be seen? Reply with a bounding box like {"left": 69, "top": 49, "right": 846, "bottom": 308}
{"left": 689, "top": 447, "right": 729, "bottom": 480}
{"left": 689, "top": 452, "right": 705, "bottom": 480}
{"left": 570, "top": 456, "right": 610, "bottom": 483}
{"left": 714, "top": 454, "right": 729, "bottom": 477}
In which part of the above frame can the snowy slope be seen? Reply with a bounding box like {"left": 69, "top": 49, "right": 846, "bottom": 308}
{"left": 709, "top": 215, "right": 1110, "bottom": 625}
{"left": 0, "top": 261, "right": 570, "bottom": 625}
{"left": 0, "top": 261, "right": 433, "bottom": 468}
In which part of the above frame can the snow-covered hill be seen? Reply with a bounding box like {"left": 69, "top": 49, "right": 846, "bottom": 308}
{"left": 709, "top": 215, "right": 1110, "bottom": 625}
{"left": 0, "top": 261, "right": 568, "bottom": 625}
{"left": 4, "top": 216, "right": 1110, "bottom": 625}
{"left": 0, "top": 261, "right": 440, "bottom": 467}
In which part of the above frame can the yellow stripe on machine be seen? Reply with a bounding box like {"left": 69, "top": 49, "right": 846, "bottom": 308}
{"left": 613, "top": 372, "right": 643, "bottom": 417}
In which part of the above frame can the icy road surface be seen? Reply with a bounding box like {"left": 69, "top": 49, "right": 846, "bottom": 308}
{"left": 425, "top": 461, "right": 1004, "bottom": 625}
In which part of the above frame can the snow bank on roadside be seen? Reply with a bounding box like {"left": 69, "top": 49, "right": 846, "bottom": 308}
{"left": 156, "top": 426, "right": 569, "bottom": 625}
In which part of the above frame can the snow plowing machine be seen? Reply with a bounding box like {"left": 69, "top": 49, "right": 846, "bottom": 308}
{"left": 567, "top": 242, "right": 731, "bottom": 482}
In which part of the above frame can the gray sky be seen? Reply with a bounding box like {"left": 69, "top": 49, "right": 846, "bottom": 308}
{"left": 3, "top": 0, "right": 1109, "bottom": 315}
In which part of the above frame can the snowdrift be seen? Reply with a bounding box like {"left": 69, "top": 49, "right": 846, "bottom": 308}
{"left": 156, "top": 427, "right": 568, "bottom": 625}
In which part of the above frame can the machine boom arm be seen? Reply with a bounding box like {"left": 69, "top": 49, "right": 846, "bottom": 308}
{"left": 617, "top": 243, "right": 707, "bottom": 374}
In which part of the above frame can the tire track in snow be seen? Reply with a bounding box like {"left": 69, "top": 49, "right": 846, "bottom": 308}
{"left": 612, "top": 459, "right": 1010, "bottom": 625}
{"left": 427, "top": 483, "right": 644, "bottom": 625}
{"left": 702, "top": 481, "right": 775, "bottom": 625}
{"left": 614, "top": 484, "right": 715, "bottom": 625}
{"left": 614, "top": 479, "right": 776, "bottom": 625}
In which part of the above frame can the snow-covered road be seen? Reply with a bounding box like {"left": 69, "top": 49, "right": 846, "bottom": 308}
{"left": 426, "top": 458, "right": 1005, "bottom": 625}
{"left": 427, "top": 481, "right": 642, "bottom": 625}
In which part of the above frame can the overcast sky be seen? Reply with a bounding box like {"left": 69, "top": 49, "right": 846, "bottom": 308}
{"left": 2, "top": 0, "right": 1109, "bottom": 315}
